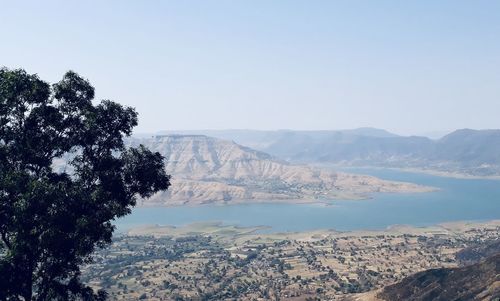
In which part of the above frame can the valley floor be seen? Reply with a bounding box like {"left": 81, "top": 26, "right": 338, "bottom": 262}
{"left": 82, "top": 220, "right": 500, "bottom": 300}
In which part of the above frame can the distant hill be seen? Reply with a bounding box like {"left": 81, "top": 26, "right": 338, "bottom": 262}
{"left": 156, "top": 128, "right": 399, "bottom": 150}
{"left": 265, "top": 129, "right": 500, "bottom": 176}
{"left": 432, "top": 129, "right": 500, "bottom": 166}
{"left": 128, "top": 135, "right": 431, "bottom": 205}
{"left": 376, "top": 253, "right": 500, "bottom": 301}
{"left": 158, "top": 129, "right": 500, "bottom": 176}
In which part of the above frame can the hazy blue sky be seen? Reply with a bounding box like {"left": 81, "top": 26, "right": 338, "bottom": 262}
{"left": 1, "top": 1, "right": 499, "bottom": 135}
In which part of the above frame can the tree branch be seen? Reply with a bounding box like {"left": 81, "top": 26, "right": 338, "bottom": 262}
{"left": 1, "top": 231, "right": 12, "bottom": 250}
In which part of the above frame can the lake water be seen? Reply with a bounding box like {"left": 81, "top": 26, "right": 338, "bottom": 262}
{"left": 116, "top": 168, "right": 500, "bottom": 232}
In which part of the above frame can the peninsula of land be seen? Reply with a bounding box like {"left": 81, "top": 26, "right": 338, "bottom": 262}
{"left": 129, "top": 135, "right": 434, "bottom": 206}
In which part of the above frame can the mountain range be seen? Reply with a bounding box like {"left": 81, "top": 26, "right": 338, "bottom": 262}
{"left": 128, "top": 135, "right": 431, "bottom": 205}
{"left": 159, "top": 128, "right": 500, "bottom": 176}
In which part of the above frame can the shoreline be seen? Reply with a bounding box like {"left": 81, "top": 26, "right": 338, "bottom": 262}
{"left": 325, "top": 164, "right": 500, "bottom": 180}
{"left": 137, "top": 185, "right": 437, "bottom": 208}
{"left": 393, "top": 167, "right": 500, "bottom": 180}
{"left": 124, "top": 219, "right": 500, "bottom": 239}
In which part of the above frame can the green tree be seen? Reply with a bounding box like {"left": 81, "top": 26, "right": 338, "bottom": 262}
{"left": 0, "top": 68, "right": 171, "bottom": 300}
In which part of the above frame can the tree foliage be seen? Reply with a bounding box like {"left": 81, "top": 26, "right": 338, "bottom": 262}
{"left": 0, "top": 68, "right": 171, "bottom": 300}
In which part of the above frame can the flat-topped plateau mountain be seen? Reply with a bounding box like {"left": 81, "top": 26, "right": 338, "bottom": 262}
{"left": 128, "top": 135, "right": 432, "bottom": 206}
{"left": 160, "top": 128, "right": 500, "bottom": 177}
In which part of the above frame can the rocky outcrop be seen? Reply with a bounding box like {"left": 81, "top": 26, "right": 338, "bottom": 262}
{"left": 377, "top": 254, "right": 500, "bottom": 301}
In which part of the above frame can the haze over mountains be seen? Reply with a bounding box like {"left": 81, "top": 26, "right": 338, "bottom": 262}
{"left": 128, "top": 135, "right": 431, "bottom": 205}
{"left": 159, "top": 128, "right": 500, "bottom": 177}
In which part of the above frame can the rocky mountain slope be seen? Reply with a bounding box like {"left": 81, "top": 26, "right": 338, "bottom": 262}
{"left": 347, "top": 239, "right": 500, "bottom": 301}
{"left": 456, "top": 239, "right": 500, "bottom": 266}
{"left": 376, "top": 253, "right": 499, "bottom": 301}
{"left": 129, "top": 135, "right": 432, "bottom": 205}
